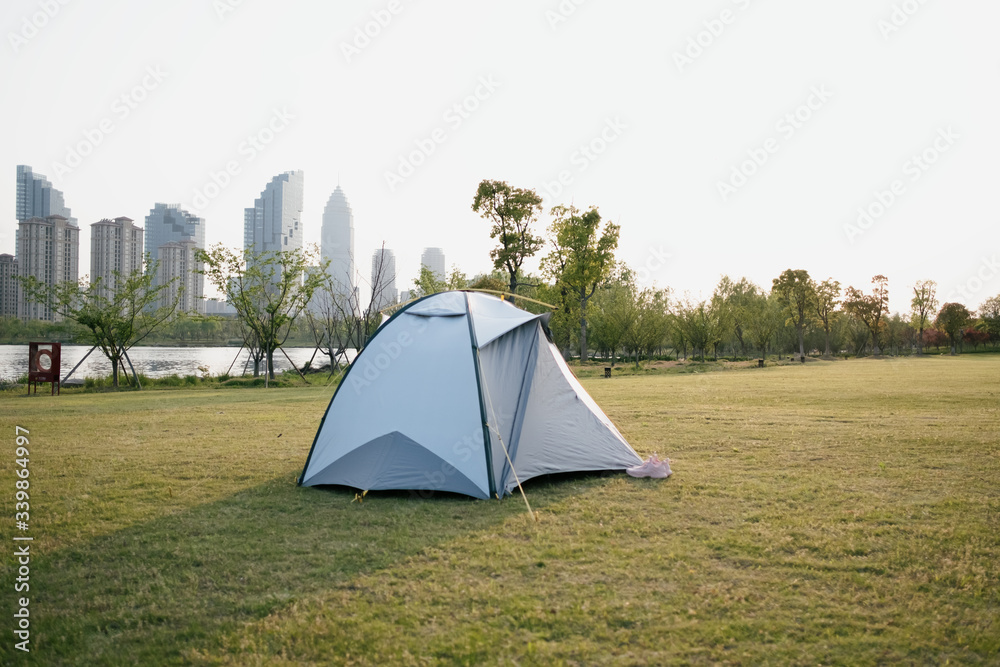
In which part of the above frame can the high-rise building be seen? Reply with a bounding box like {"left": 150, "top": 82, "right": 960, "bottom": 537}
{"left": 0, "top": 254, "right": 19, "bottom": 318}
{"left": 144, "top": 203, "right": 205, "bottom": 261}
{"left": 421, "top": 247, "right": 446, "bottom": 282}
{"left": 321, "top": 185, "right": 355, "bottom": 296}
{"left": 144, "top": 203, "right": 206, "bottom": 313}
{"left": 244, "top": 171, "right": 304, "bottom": 256}
{"left": 156, "top": 240, "right": 203, "bottom": 313}
{"left": 16, "top": 215, "right": 80, "bottom": 321}
{"left": 16, "top": 165, "right": 76, "bottom": 225}
{"left": 90, "top": 217, "right": 144, "bottom": 300}
{"left": 371, "top": 247, "right": 397, "bottom": 311}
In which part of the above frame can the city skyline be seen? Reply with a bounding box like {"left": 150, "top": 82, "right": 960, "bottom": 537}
{"left": 2, "top": 2, "right": 998, "bottom": 315}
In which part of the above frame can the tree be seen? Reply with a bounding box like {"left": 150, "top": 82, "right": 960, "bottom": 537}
{"left": 589, "top": 264, "right": 635, "bottom": 365}
{"left": 772, "top": 269, "right": 817, "bottom": 360}
{"left": 307, "top": 243, "right": 399, "bottom": 375}
{"left": 910, "top": 280, "right": 938, "bottom": 354}
{"left": 411, "top": 265, "right": 448, "bottom": 299}
{"left": 19, "top": 259, "right": 178, "bottom": 388}
{"left": 714, "top": 276, "right": 758, "bottom": 356}
{"left": 541, "top": 204, "right": 619, "bottom": 363}
{"left": 744, "top": 290, "right": 783, "bottom": 359}
{"left": 674, "top": 297, "right": 712, "bottom": 361}
{"left": 934, "top": 302, "right": 973, "bottom": 355}
{"left": 471, "top": 180, "right": 544, "bottom": 296}
{"left": 814, "top": 278, "right": 841, "bottom": 357}
{"left": 411, "top": 265, "right": 470, "bottom": 300}
{"left": 976, "top": 294, "right": 1000, "bottom": 348}
{"left": 706, "top": 291, "right": 733, "bottom": 360}
{"left": 620, "top": 287, "right": 669, "bottom": 367}
{"left": 843, "top": 275, "right": 889, "bottom": 355}
{"left": 199, "top": 245, "right": 325, "bottom": 382}
{"left": 885, "top": 313, "right": 914, "bottom": 355}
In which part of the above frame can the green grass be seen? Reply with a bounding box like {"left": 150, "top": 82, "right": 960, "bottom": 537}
{"left": 1, "top": 356, "right": 998, "bottom": 665}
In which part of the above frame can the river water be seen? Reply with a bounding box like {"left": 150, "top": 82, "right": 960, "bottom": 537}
{"left": 0, "top": 345, "right": 349, "bottom": 381}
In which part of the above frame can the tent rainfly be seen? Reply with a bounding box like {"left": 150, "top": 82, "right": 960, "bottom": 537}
{"left": 298, "top": 291, "right": 642, "bottom": 498}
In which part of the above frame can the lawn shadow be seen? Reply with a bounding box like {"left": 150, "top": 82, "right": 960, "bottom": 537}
{"left": 22, "top": 470, "right": 608, "bottom": 665}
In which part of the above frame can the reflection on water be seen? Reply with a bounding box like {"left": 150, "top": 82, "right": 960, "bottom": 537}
{"left": 0, "top": 345, "right": 353, "bottom": 381}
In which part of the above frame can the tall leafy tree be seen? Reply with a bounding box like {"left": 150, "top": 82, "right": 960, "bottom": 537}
{"left": 744, "top": 290, "right": 783, "bottom": 359}
{"left": 471, "top": 179, "right": 544, "bottom": 296}
{"left": 674, "top": 297, "right": 712, "bottom": 361}
{"left": 978, "top": 294, "right": 1000, "bottom": 348}
{"left": 814, "top": 278, "right": 841, "bottom": 357}
{"left": 589, "top": 263, "right": 636, "bottom": 366}
{"left": 772, "top": 269, "right": 817, "bottom": 360}
{"left": 934, "top": 302, "right": 973, "bottom": 355}
{"left": 620, "top": 287, "right": 669, "bottom": 367}
{"left": 19, "top": 259, "right": 178, "bottom": 388}
{"left": 541, "top": 204, "right": 620, "bottom": 362}
{"left": 910, "top": 280, "right": 938, "bottom": 354}
{"left": 843, "top": 275, "right": 889, "bottom": 355}
{"left": 199, "top": 245, "right": 325, "bottom": 381}
{"left": 714, "top": 276, "right": 758, "bottom": 356}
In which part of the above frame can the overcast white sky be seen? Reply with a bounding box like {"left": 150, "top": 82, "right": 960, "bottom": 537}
{"left": 2, "top": 0, "right": 997, "bottom": 313}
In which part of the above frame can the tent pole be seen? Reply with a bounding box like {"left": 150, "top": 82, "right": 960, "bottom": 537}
{"left": 464, "top": 293, "right": 497, "bottom": 498}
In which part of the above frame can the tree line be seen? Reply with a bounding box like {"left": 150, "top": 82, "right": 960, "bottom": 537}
{"left": 10, "top": 177, "right": 999, "bottom": 388}
{"left": 464, "top": 180, "right": 999, "bottom": 365}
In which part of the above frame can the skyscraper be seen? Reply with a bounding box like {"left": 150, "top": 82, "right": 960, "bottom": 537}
{"left": 144, "top": 203, "right": 205, "bottom": 261}
{"left": 145, "top": 203, "right": 206, "bottom": 313}
{"left": 156, "top": 241, "right": 203, "bottom": 313}
{"left": 16, "top": 215, "right": 80, "bottom": 321}
{"left": 421, "top": 247, "right": 446, "bottom": 282}
{"left": 321, "top": 185, "right": 355, "bottom": 296}
{"left": 244, "top": 171, "right": 304, "bottom": 256}
{"left": 371, "top": 247, "right": 397, "bottom": 311}
{"left": 90, "top": 217, "right": 144, "bottom": 300}
{"left": 16, "top": 165, "right": 76, "bottom": 225}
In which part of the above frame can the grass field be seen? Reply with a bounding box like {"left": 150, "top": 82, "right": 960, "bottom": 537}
{"left": 1, "top": 356, "right": 998, "bottom": 665}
